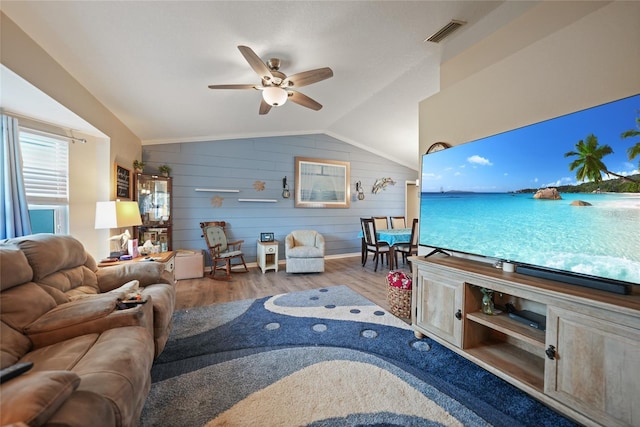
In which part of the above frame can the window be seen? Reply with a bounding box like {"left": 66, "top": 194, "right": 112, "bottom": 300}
{"left": 28, "top": 208, "right": 57, "bottom": 234}
{"left": 19, "top": 129, "right": 69, "bottom": 234}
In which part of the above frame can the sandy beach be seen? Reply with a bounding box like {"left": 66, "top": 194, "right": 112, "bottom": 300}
{"left": 594, "top": 193, "right": 640, "bottom": 210}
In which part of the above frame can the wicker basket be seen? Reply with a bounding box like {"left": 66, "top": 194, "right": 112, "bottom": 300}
{"left": 387, "top": 281, "right": 412, "bottom": 318}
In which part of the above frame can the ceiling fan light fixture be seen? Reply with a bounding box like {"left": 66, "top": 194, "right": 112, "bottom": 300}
{"left": 209, "top": 45, "right": 332, "bottom": 114}
{"left": 262, "top": 87, "right": 288, "bottom": 107}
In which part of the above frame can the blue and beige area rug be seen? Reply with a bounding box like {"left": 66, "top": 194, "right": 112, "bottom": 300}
{"left": 140, "top": 286, "right": 576, "bottom": 426}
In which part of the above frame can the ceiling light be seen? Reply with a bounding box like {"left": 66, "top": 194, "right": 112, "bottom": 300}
{"left": 262, "top": 87, "right": 288, "bottom": 107}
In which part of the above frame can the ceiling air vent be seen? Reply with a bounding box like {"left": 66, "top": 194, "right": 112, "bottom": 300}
{"left": 424, "top": 19, "right": 467, "bottom": 43}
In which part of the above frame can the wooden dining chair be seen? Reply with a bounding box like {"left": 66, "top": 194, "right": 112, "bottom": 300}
{"left": 390, "top": 216, "right": 406, "bottom": 229}
{"left": 361, "top": 218, "right": 390, "bottom": 272}
{"left": 372, "top": 216, "right": 389, "bottom": 230}
{"left": 394, "top": 218, "right": 419, "bottom": 266}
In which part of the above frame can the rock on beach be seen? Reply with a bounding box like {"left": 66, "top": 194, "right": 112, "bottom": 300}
{"left": 533, "top": 188, "right": 562, "bottom": 200}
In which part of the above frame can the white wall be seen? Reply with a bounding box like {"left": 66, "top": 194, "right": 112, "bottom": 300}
{"left": 69, "top": 136, "right": 110, "bottom": 258}
{"left": 419, "top": 1, "right": 640, "bottom": 153}
{"left": 1, "top": 12, "right": 142, "bottom": 259}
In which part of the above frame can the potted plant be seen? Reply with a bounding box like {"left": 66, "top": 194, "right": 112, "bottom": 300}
{"left": 133, "top": 160, "right": 145, "bottom": 173}
{"left": 158, "top": 164, "right": 172, "bottom": 177}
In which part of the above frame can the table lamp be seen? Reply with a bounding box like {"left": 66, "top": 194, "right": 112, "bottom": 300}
{"left": 95, "top": 200, "right": 142, "bottom": 257}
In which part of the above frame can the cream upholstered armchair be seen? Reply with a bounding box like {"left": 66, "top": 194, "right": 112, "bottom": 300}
{"left": 285, "top": 230, "right": 325, "bottom": 273}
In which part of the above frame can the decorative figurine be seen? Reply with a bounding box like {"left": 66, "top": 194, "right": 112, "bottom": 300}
{"left": 480, "top": 288, "right": 495, "bottom": 315}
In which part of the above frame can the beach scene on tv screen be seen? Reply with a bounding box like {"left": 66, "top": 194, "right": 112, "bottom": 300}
{"left": 420, "top": 94, "right": 640, "bottom": 284}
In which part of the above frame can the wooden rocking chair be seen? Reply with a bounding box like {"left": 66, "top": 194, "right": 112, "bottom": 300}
{"left": 200, "top": 221, "right": 249, "bottom": 280}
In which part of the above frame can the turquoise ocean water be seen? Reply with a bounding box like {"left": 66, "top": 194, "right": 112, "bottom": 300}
{"left": 420, "top": 192, "right": 640, "bottom": 284}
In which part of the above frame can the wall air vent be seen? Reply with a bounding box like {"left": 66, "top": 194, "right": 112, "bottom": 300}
{"left": 424, "top": 19, "right": 467, "bottom": 43}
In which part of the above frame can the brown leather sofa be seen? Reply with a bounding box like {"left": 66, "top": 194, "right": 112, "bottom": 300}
{"left": 0, "top": 234, "right": 176, "bottom": 426}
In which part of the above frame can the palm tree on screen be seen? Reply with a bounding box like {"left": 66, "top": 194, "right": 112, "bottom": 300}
{"left": 621, "top": 116, "right": 640, "bottom": 168}
{"left": 565, "top": 134, "right": 638, "bottom": 184}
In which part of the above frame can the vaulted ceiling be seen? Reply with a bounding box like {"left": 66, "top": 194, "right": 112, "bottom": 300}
{"left": 1, "top": 1, "right": 528, "bottom": 170}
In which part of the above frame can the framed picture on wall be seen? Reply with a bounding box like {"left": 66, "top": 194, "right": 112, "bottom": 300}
{"left": 295, "top": 157, "right": 350, "bottom": 208}
{"left": 115, "top": 163, "right": 131, "bottom": 199}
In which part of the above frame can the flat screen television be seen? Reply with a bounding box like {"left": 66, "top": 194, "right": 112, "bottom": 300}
{"left": 419, "top": 94, "right": 640, "bottom": 294}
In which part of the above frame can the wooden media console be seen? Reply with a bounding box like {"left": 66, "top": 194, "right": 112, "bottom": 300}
{"left": 411, "top": 254, "right": 640, "bottom": 427}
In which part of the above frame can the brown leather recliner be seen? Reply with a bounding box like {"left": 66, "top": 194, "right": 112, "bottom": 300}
{"left": 0, "top": 234, "right": 176, "bottom": 426}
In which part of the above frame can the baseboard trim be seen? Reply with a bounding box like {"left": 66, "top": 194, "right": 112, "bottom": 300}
{"left": 202, "top": 252, "right": 361, "bottom": 273}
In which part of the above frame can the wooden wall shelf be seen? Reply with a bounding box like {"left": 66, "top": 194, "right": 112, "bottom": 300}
{"left": 194, "top": 188, "right": 240, "bottom": 193}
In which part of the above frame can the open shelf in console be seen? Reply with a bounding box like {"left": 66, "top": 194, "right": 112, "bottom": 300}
{"left": 464, "top": 284, "right": 546, "bottom": 392}
{"left": 465, "top": 340, "right": 545, "bottom": 391}
{"left": 466, "top": 312, "right": 545, "bottom": 349}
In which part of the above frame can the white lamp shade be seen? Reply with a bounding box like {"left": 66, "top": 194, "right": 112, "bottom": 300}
{"left": 262, "top": 87, "right": 288, "bottom": 106}
{"left": 95, "top": 201, "right": 142, "bottom": 229}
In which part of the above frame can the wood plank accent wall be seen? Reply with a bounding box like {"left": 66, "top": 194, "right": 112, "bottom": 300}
{"left": 142, "top": 134, "right": 417, "bottom": 265}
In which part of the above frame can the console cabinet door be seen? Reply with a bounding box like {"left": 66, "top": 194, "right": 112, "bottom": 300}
{"left": 414, "top": 264, "right": 463, "bottom": 347}
{"left": 545, "top": 306, "right": 640, "bottom": 427}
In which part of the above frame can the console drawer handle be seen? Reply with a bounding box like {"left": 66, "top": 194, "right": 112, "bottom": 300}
{"left": 455, "top": 309, "right": 462, "bottom": 320}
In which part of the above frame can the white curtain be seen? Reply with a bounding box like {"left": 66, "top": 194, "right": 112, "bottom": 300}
{"left": 1, "top": 114, "right": 32, "bottom": 238}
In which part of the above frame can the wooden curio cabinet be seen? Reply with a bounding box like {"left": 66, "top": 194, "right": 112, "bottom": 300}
{"left": 134, "top": 174, "right": 172, "bottom": 251}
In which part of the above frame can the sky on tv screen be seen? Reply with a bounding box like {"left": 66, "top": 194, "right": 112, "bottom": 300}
{"left": 421, "top": 94, "right": 639, "bottom": 193}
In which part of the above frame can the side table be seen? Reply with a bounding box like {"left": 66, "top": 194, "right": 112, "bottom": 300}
{"left": 257, "top": 240, "right": 278, "bottom": 273}
{"left": 98, "top": 251, "right": 176, "bottom": 273}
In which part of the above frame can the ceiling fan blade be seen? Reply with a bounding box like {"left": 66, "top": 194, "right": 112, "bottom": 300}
{"left": 259, "top": 99, "right": 272, "bottom": 115}
{"left": 288, "top": 91, "right": 323, "bottom": 111}
{"left": 208, "top": 84, "right": 257, "bottom": 90}
{"left": 283, "top": 67, "right": 333, "bottom": 88}
{"left": 238, "top": 45, "right": 273, "bottom": 81}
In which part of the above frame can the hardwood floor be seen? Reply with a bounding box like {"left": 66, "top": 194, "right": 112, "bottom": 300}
{"left": 175, "top": 255, "right": 413, "bottom": 314}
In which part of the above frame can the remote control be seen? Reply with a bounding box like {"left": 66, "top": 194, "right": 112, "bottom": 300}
{"left": 0, "top": 362, "right": 34, "bottom": 383}
{"left": 116, "top": 299, "right": 147, "bottom": 310}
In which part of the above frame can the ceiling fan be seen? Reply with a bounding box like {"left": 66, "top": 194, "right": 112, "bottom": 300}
{"left": 208, "top": 45, "right": 333, "bottom": 115}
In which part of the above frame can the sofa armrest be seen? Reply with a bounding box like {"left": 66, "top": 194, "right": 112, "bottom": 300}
{"left": 285, "top": 234, "right": 294, "bottom": 250}
{"left": 0, "top": 370, "right": 80, "bottom": 427}
{"left": 96, "top": 262, "right": 174, "bottom": 292}
{"left": 24, "top": 294, "right": 153, "bottom": 348}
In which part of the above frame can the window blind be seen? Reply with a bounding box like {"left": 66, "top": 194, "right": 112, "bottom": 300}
{"left": 19, "top": 131, "right": 69, "bottom": 204}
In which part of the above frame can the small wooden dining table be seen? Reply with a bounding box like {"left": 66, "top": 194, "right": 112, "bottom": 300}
{"left": 359, "top": 228, "right": 412, "bottom": 270}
